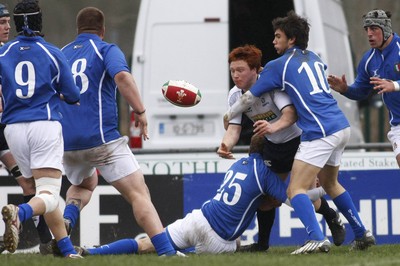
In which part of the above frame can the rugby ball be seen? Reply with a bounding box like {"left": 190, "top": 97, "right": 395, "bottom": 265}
{"left": 161, "top": 80, "right": 202, "bottom": 107}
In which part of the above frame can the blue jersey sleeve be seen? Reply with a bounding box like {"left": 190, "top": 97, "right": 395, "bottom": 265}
{"left": 344, "top": 53, "right": 374, "bottom": 100}
{"left": 251, "top": 60, "right": 284, "bottom": 97}
{"left": 103, "top": 44, "right": 130, "bottom": 79}
{"left": 260, "top": 162, "right": 288, "bottom": 203}
{"left": 54, "top": 50, "right": 80, "bottom": 104}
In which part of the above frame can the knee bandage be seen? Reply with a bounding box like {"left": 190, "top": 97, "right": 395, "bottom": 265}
{"left": 35, "top": 177, "right": 62, "bottom": 213}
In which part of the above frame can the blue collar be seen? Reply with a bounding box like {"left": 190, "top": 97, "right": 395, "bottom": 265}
{"left": 76, "top": 33, "right": 102, "bottom": 42}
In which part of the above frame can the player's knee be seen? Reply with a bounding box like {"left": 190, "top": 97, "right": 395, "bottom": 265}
{"left": 35, "top": 177, "right": 61, "bottom": 213}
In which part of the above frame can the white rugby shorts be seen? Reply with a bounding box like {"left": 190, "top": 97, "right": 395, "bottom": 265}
{"left": 4, "top": 121, "right": 64, "bottom": 178}
{"left": 294, "top": 127, "right": 350, "bottom": 168}
{"left": 166, "top": 209, "right": 237, "bottom": 254}
{"left": 63, "top": 136, "right": 140, "bottom": 185}
{"left": 387, "top": 125, "right": 400, "bottom": 156}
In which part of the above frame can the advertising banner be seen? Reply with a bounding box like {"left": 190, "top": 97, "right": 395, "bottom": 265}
{"left": 0, "top": 151, "right": 398, "bottom": 251}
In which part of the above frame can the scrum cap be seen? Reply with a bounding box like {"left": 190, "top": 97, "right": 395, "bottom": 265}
{"left": 363, "top": 9, "right": 392, "bottom": 41}
{"left": 0, "top": 4, "right": 10, "bottom": 18}
{"left": 13, "top": 0, "right": 42, "bottom": 35}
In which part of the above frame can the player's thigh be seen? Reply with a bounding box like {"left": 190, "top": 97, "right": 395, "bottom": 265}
{"left": 387, "top": 125, "right": 400, "bottom": 157}
{"left": 325, "top": 127, "right": 350, "bottom": 166}
{"left": 289, "top": 159, "right": 320, "bottom": 196}
{"left": 4, "top": 123, "right": 32, "bottom": 177}
{"left": 28, "top": 121, "right": 64, "bottom": 172}
{"left": 295, "top": 128, "right": 349, "bottom": 168}
{"left": 166, "top": 210, "right": 199, "bottom": 250}
{"left": 63, "top": 150, "right": 96, "bottom": 185}
{"left": 96, "top": 136, "right": 140, "bottom": 183}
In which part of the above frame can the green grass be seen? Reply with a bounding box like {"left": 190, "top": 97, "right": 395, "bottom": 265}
{"left": 2, "top": 245, "right": 400, "bottom": 266}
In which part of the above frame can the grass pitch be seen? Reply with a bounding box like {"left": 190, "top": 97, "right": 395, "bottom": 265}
{"left": 2, "top": 245, "right": 400, "bottom": 266}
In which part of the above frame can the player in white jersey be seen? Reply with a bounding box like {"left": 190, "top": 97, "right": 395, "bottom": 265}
{"left": 0, "top": 3, "right": 52, "bottom": 255}
{"left": 0, "top": 0, "right": 81, "bottom": 258}
{"left": 224, "top": 12, "right": 375, "bottom": 254}
{"left": 218, "top": 45, "right": 345, "bottom": 252}
{"left": 328, "top": 9, "right": 400, "bottom": 168}
{"left": 57, "top": 7, "right": 177, "bottom": 256}
{"left": 71, "top": 136, "right": 326, "bottom": 256}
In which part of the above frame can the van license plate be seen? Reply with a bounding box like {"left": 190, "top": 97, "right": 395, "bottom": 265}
{"left": 159, "top": 122, "right": 214, "bottom": 136}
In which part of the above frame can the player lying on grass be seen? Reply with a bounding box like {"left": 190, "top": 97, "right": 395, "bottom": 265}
{"left": 75, "top": 135, "right": 326, "bottom": 255}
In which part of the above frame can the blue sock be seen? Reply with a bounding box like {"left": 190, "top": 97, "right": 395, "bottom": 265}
{"left": 63, "top": 204, "right": 80, "bottom": 228}
{"left": 87, "top": 238, "right": 138, "bottom": 255}
{"left": 333, "top": 191, "right": 366, "bottom": 238}
{"left": 18, "top": 203, "right": 33, "bottom": 223}
{"left": 151, "top": 232, "right": 176, "bottom": 256}
{"left": 58, "top": 236, "right": 77, "bottom": 256}
{"left": 291, "top": 194, "right": 325, "bottom": 241}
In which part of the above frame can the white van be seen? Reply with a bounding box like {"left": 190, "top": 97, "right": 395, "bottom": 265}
{"left": 130, "top": 0, "right": 363, "bottom": 150}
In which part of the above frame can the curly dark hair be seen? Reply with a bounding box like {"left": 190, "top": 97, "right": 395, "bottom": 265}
{"left": 272, "top": 11, "right": 310, "bottom": 50}
{"left": 13, "top": 0, "right": 43, "bottom": 36}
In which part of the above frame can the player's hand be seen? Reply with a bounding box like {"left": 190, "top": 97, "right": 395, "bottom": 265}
{"left": 370, "top": 77, "right": 397, "bottom": 94}
{"left": 253, "top": 120, "right": 275, "bottom": 136}
{"left": 327, "top": 74, "right": 348, "bottom": 94}
{"left": 134, "top": 113, "right": 149, "bottom": 141}
{"left": 217, "top": 143, "right": 235, "bottom": 159}
{"left": 59, "top": 94, "right": 80, "bottom": 105}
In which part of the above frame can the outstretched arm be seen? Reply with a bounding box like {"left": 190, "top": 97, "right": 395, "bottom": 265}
{"left": 327, "top": 74, "right": 348, "bottom": 94}
{"left": 224, "top": 91, "right": 257, "bottom": 122}
{"left": 328, "top": 74, "right": 371, "bottom": 100}
{"left": 115, "top": 71, "right": 149, "bottom": 141}
{"left": 217, "top": 124, "right": 241, "bottom": 159}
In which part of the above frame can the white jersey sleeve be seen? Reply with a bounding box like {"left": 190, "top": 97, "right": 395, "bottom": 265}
{"left": 271, "top": 89, "right": 293, "bottom": 111}
{"left": 227, "top": 86, "right": 243, "bottom": 125}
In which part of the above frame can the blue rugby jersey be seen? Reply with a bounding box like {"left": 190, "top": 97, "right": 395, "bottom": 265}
{"left": 201, "top": 153, "right": 287, "bottom": 241}
{"left": 60, "top": 33, "right": 130, "bottom": 150}
{"left": 0, "top": 36, "right": 80, "bottom": 124}
{"left": 250, "top": 46, "right": 349, "bottom": 141}
{"left": 344, "top": 33, "right": 400, "bottom": 126}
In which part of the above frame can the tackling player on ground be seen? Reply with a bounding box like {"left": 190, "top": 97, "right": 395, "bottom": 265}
{"left": 73, "top": 135, "right": 326, "bottom": 255}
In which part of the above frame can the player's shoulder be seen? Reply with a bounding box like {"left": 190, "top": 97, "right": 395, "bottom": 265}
{"left": 227, "top": 86, "right": 243, "bottom": 105}
{"left": 228, "top": 86, "right": 242, "bottom": 96}
{"left": 40, "top": 39, "right": 64, "bottom": 54}
{"left": 271, "top": 89, "right": 289, "bottom": 99}
{"left": 102, "top": 42, "right": 124, "bottom": 57}
{"left": 263, "top": 56, "right": 286, "bottom": 73}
